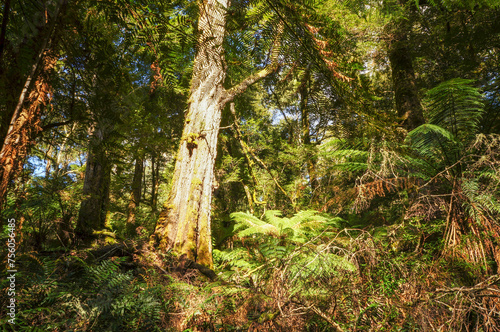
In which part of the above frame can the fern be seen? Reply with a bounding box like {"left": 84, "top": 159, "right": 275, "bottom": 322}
{"left": 425, "top": 78, "right": 484, "bottom": 140}
{"left": 408, "top": 79, "right": 485, "bottom": 167}
{"left": 403, "top": 79, "right": 500, "bottom": 271}
{"left": 231, "top": 210, "right": 341, "bottom": 243}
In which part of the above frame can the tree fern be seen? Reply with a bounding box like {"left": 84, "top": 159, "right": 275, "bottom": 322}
{"left": 407, "top": 79, "right": 484, "bottom": 170}
{"left": 404, "top": 79, "right": 500, "bottom": 272}
{"left": 425, "top": 78, "right": 484, "bottom": 140}
{"left": 231, "top": 209, "right": 344, "bottom": 243}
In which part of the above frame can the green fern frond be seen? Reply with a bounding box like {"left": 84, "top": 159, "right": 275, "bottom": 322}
{"left": 231, "top": 210, "right": 345, "bottom": 244}
{"left": 406, "top": 123, "right": 457, "bottom": 162}
{"left": 232, "top": 211, "right": 279, "bottom": 237}
{"left": 425, "top": 78, "right": 484, "bottom": 140}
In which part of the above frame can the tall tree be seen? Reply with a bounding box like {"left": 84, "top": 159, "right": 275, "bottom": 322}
{"left": 386, "top": 0, "right": 425, "bottom": 131}
{"left": 150, "top": 0, "right": 282, "bottom": 267}
{"left": 126, "top": 153, "right": 144, "bottom": 229}
{"left": 75, "top": 125, "right": 112, "bottom": 240}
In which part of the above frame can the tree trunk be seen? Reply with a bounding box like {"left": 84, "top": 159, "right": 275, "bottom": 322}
{"left": 0, "top": 0, "right": 11, "bottom": 66}
{"left": 126, "top": 154, "right": 144, "bottom": 228}
{"left": 151, "top": 0, "right": 231, "bottom": 267}
{"left": 387, "top": 11, "right": 426, "bottom": 131}
{"left": 151, "top": 0, "right": 281, "bottom": 267}
{"left": 151, "top": 154, "right": 160, "bottom": 212}
{"left": 299, "top": 68, "right": 318, "bottom": 196}
{"left": 75, "top": 131, "right": 112, "bottom": 242}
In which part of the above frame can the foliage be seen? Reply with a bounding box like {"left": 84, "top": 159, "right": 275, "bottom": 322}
{"left": 2, "top": 0, "right": 500, "bottom": 331}
{"left": 0, "top": 255, "right": 163, "bottom": 331}
{"left": 231, "top": 209, "right": 345, "bottom": 242}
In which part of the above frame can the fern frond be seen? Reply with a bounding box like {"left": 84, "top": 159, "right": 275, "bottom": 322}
{"left": 232, "top": 211, "right": 279, "bottom": 237}
{"left": 231, "top": 210, "right": 344, "bottom": 243}
{"left": 425, "top": 78, "right": 484, "bottom": 140}
{"left": 406, "top": 123, "right": 457, "bottom": 165}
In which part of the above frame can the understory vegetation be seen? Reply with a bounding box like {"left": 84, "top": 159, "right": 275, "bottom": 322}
{"left": 2, "top": 0, "right": 500, "bottom": 331}
{"left": 2, "top": 212, "right": 500, "bottom": 331}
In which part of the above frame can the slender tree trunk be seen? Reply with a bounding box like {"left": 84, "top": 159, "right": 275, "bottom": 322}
{"left": 387, "top": 8, "right": 425, "bottom": 131}
{"left": 126, "top": 155, "right": 144, "bottom": 228}
{"left": 151, "top": 154, "right": 160, "bottom": 212}
{"left": 151, "top": 0, "right": 281, "bottom": 267}
{"left": 75, "top": 130, "right": 112, "bottom": 242}
{"left": 299, "top": 67, "right": 318, "bottom": 196}
{"left": 142, "top": 159, "right": 147, "bottom": 202}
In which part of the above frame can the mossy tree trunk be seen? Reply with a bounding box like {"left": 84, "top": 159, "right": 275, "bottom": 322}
{"left": 75, "top": 129, "right": 112, "bottom": 242}
{"left": 151, "top": 0, "right": 231, "bottom": 267}
{"left": 387, "top": 3, "right": 426, "bottom": 131}
{"left": 151, "top": 0, "right": 281, "bottom": 267}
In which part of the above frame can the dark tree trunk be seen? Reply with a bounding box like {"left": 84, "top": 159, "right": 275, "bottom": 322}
{"left": 126, "top": 154, "right": 144, "bottom": 229}
{"left": 387, "top": 10, "right": 426, "bottom": 131}
{"left": 0, "top": 0, "right": 11, "bottom": 65}
{"left": 75, "top": 132, "right": 112, "bottom": 242}
{"left": 151, "top": 154, "right": 160, "bottom": 213}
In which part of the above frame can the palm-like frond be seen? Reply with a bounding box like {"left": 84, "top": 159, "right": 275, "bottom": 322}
{"left": 425, "top": 78, "right": 484, "bottom": 140}
{"left": 231, "top": 210, "right": 342, "bottom": 242}
{"left": 407, "top": 79, "right": 484, "bottom": 168}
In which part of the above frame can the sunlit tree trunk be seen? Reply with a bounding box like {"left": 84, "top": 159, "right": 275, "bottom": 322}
{"left": 151, "top": 0, "right": 231, "bottom": 267}
{"left": 151, "top": 0, "right": 281, "bottom": 267}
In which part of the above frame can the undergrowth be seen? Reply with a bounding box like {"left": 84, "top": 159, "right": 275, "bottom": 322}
{"left": 1, "top": 212, "right": 499, "bottom": 331}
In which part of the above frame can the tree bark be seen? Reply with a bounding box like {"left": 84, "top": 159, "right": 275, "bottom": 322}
{"left": 387, "top": 10, "right": 426, "bottom": 131}
{"left": 151, "top": 0, "right": 281, "bottom": 267}
{"left": 0, "top": 0, "right": 11, "bottom": 66}
{"left": 299, "top": 67, "right": 318, "bottom": 196}
{"left": 75, "top": 129, "right": 112, "bottom": 242}
{"left": 126, "top": 154, "right": 144, "bottom": 228}
{"left": 151, "top": 154, "right": 160, "bottom": 212}
{"left": 151, "top": 0, "right": 230, "bottom": 268}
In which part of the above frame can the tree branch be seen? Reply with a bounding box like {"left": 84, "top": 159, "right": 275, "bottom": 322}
{"left": 220, "top": 64, "right": 280, "bottom": 105}
{"left": 42, "top": 119, "right": 73, "bottom": 131}
{"left": 220, "top": 21, "right": 284, "bottom": 105}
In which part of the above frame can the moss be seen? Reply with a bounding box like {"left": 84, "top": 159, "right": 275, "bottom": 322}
{"left": 162, "top": 203, "right": 175, "bottom": 211}
{"left": 196, "top": 214, "right": 213, "bottom": 268}
{"left": 184, "top": 132, "right": 199, "bottom": 144}
{"left": 191, "top": 177, "right": 202, "bottom": 186}
{"left": 173, "top": 206, "right": 199, "bottom": 261}
{"left": 183, "top": 132, "right": 200, "bottom": 153}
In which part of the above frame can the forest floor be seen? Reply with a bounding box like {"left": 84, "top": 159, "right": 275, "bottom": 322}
{"left": 3, "top": 232, "right": 500, "bottom": 331}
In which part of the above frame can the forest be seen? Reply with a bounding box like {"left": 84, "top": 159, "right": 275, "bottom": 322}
{"left": 1, "top": 0, "right": 500, "bottom": 330}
